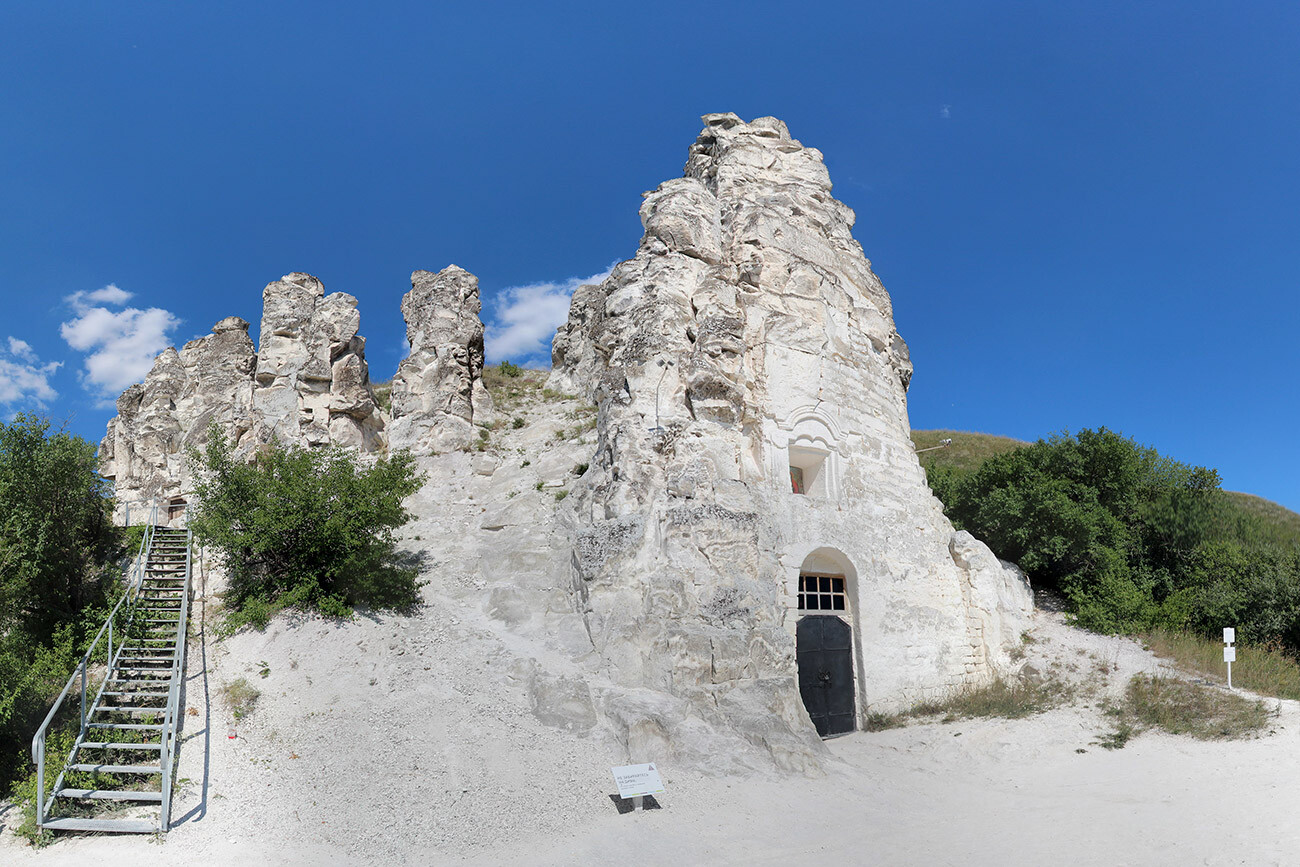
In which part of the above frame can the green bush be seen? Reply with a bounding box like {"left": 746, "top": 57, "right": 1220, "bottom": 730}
{"left": 499, "top": 360, "right": 522, "bottom": 378}
{"left": 188, "top": 429, "right": 426, "bottom": 627}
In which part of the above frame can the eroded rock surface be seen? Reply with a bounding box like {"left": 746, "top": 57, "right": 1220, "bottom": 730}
{"left": 547, "top": 113, "right": 1032, "bottom": 769}
{"left": 249, "top": 273, "right": 382, "bottom": 452}
{"left": 388, "top": 266, "right": 493, "bottom": 453}
{"left": 100, "top": 274, "right": 383, "bottom": 522}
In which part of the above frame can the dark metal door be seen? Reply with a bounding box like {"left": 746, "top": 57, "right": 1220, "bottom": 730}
{"left": 797, "top": 615, "right": 855, "bottom": 737}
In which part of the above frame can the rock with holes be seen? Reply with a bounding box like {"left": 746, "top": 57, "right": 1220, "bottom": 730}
{"left": 388, "top": 266, "right": 493, "bottom": 454}
{"left": 547, "top": 113, "right": 1032, "bottom": 770}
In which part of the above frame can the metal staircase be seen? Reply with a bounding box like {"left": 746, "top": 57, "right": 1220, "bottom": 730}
{"left": 31, "top": 510, "right": 193, "bottom": 834}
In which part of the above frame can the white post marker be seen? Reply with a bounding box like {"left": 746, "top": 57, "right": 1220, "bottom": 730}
{"left": 611, "top": 763, "right": 665, "bottom": 813}
{"left": 1224, "top": 627, "right": 1236, "bottom": 689}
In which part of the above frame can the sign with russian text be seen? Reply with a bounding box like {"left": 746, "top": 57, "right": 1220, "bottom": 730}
{"left": 611, "top": 763, "right": 665, "bottom": 799}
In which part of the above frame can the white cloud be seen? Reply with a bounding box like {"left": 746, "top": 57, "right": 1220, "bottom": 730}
{"left": 68, "top": 283, "right": 133, "bottom": 309}
{"left": 7, "top": 337, "right": 35, "bottom": 362}
{"left": 484, "top": 264, "right": 616, "bottom": 364}
{"left": 940, "top": 104, "right": 952, "bottom": 119}
{"left": 0, "top": 337, "right": 60, "bottom": 407}
{"left": 59, "top": 284, "right": 180, "bottom": 400}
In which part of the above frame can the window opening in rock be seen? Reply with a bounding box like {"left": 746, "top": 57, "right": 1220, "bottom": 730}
{"left": 798, "top": 573, "right": 846, "bottom": 611}
{"left": 788, "top": 445, "right": 828, "bottom": 496}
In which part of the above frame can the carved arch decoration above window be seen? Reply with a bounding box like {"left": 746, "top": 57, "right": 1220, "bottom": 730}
{"left": 773, "top": 405, "right": 845, "bottom": 499}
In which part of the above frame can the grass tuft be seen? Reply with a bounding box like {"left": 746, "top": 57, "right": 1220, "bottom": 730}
{"left": 221, "top": 678, "right": 261, "bottom": 720}
{"left": 866, "top": 676, "right": 1071, "bottom": 733}
{"left": 921, "top": 676, "right": 1071, "bottom": 720}
{"left": 1143, "top": 630, "right": 1300, "bottom": 700}
{"left": 1120, "top": 673, "right": 1271, "bottom": 741}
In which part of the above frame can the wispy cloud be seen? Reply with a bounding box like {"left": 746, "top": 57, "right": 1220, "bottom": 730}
{"left": 60, "top": 283, "right": 180, "bottom": 403}
{"left": 940, "top": 104, "right": 952, "bottom": 119}
{"left": 484, "top": 264, "right": 615, "bottom": 364}
{"left": 0, "top": 336, "right": 60, "bottom": 407}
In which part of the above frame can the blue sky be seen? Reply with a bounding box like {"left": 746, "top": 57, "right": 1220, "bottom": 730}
{"left": 2, "top": 2, "right": 1297, "bottom": 511}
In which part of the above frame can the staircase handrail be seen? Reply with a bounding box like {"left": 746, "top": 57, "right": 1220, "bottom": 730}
{"left": 30, "top": 498, "right": 162, "bottom": 827}
{"left": 158, "top": 528, "right": 191, "bottom": 828}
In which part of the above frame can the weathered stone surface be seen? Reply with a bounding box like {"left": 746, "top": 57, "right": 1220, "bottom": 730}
{"left": 388, "top": 266, "right": 493, "bottom": 453}
{"left": 248, "top": 274, "right": 382, "bottom": 451}
{"left": 100, "top": 319, "right": 257, "bottom": 524}
{"left": 100, "top": 274, "right": 384, "bottom": 522}
{"left": 547, "top": 113, "right": 1032, "bottom": 768}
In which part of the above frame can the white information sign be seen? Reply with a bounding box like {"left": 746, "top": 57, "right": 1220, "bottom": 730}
{"left": 1224, "top": 627, "right": 1235, "bottom": 645}
{"left": 1224, "top": 646, "right": 1237, "bottom": 663}
{"left": 612, "top": 763, "right": 665, "bottom": 799}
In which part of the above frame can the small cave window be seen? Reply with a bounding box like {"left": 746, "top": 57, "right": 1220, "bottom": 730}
{"left": 167, "top": 497, "right": 187, "bottom": 522}
{"left": 788, "top": 445, "right": 829, "bottom": 496}
{"left": 798, "top": 573, "right": 846, "bottom": 611}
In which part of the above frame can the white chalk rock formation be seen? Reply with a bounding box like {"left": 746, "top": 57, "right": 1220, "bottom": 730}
{"left": 388, "top": 266, "right": 493, "bottom": 453}
{"left": 249, "top": 273, "right": 382, "bottom": 451}
{"left": 100, "top": 275, "right": 383, "bottom": 522}
{"left": 548, "top": 113, "right": 1032, "bottom": 766}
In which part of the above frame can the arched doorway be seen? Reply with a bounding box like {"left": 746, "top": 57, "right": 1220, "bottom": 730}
{"left": 797, "top": 614, "right": 854, "bottom": 736}
{"left": 793, "top": 549, "right": 858, "bottom": 737}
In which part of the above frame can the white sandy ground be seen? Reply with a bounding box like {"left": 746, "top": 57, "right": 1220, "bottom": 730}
{"left": 5, "top": 605, "right": 1298, "bottom": 867}
{"left": 4, "top": 389, "right": 1299, "bottom": 866}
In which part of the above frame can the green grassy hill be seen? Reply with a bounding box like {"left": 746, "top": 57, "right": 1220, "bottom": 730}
{"left": 1224, "top": 491, "right": 1300, "bottom": 548}
{"left": 910, "top": 429, "right": 1027, "bottom": 475}
{"left": 910, "top": 429, "right": 1300, "bottom": 547}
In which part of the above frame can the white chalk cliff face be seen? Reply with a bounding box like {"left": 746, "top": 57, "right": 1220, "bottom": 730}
{"left": 249, "top": 273, "right": 383, "bottom": 452}
{"left": 97, "top": 114, "right": 1031, "bottom": 775}
{"left": 99, "top": 274, "right": 384, "bottom": 521}
{"left": 388, "top": 266, "right": 493, "bottom": 453}
{"left": 548, "top": 113, "right": 1032, "bottom": 765}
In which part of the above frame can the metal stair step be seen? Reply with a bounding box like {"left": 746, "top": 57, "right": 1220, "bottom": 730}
{"left": 56, "top": 789, "right": 163, "bottom": 802}
{"left": 102, "top": 691, "right": 170, "bottom": 698}
{"left": 78, "top": 742, "right": 163, "bottom": 750}
{"left": 40, "top": 817, "right": 159, "bottom": 833}
{"left": 89, "top": 722, "right": 167, "bottom": 732}
{"left": 94, "top": 706, "right": 166, "bottom": 715}
{"left": 69, "top": 763, "right": 162, "bottom": 774}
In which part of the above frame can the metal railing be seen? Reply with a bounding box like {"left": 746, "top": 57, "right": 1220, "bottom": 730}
{"left": 158, "top": 531, "right": 193, "bottom": 824}
{"left": 30, "top": 497, "right": 192, "bottom": 831}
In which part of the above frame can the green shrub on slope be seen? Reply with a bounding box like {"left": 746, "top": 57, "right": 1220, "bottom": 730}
{"left": 189, "top": 429, "right": 426, "bottom": 629}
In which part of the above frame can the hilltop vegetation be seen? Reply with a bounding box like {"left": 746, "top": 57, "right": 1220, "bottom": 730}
{"left": 913, "top": 428, "right": 1300, "bottom": 649}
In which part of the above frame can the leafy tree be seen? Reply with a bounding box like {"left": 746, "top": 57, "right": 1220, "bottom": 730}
{"left": 0, "top": 415, "right": 120, "bottom": 795}
{"left": 936, "top": 428, "right": 1245, "bottom": 634}
{"left": 0, "top": 414, "right": 118, "bottom": 644}
{"left": 188, "top": 429, "right": 426, "bottom": 627}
